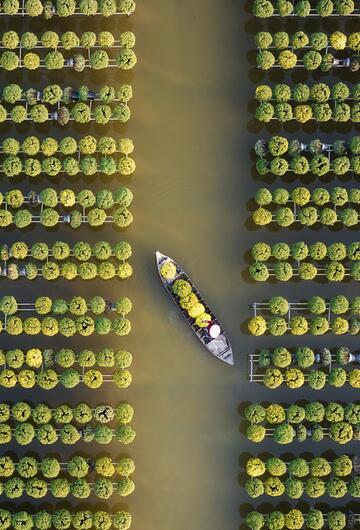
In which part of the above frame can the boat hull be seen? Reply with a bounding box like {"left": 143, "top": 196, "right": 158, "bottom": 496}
{"left": 155, "top": 251, "right": 234, "bottom": 365}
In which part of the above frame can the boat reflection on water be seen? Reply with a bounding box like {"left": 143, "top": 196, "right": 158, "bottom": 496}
{"left": 155, "top": 251, "right": 234, "bottom": 366}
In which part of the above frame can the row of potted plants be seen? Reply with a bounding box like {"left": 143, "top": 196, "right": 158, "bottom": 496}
{"left": 0, "top": 153, "right": 135, "bottom": 177}
{"left": 0, "top": 187, "right": 134, "bottom": 229}
{"left": 255, "top": 82, "right": 360, "bottom": 122}
{"left": 249, "top": 347, "right": 360, "bottom": 386}
{"left": 0, "top": 399, "right": 132, "bottom": 419}
{"left": 248, "top": 313, "right": 360, "bottom": 335}
{"left": 0, "top": 30, "right": 135, "bottom": 49}
{"left": 257, "top": 49, "right": 359, "bottom": 72}
{"left": 253, "top": 0, "right": 360, "bottom": 17}
{"left": 0, "top": 366, "right": 132, "bottom": 389}
{"left": 0, "top": 294, "right": 132, "bottom": 336}
{"left": 246, "top": 507, "right": 351, "bottom": 530}
{"left": 0, "top": 510, "right": 131, "bottom": 530}
{"left": 255, "top": 186, "right": 360, "bottom": 206}
{"left": 0, "top": 315, "right": 131, "bottom": 336}
{"left": 0, "top": 475, "right": 135, "bottom": 499}
{"left": 0, "top": 239, "right": 133, "bottom": 280}
{"left": 0, "top": 398, "right": 134, "bottom": 421}
{"left": 250, "top": 294, "right": 360, "bottom": 315}
{"left": 0, "top": 295, "right": 132, "bottom": 316}
{"left": 256, "top": 30, "right": 360, "bottom": 51}
{"left": 253, "top": 205, "right": 360, "bottom": 228}
{"left": 256, "top": 31, "right": 360, "bottom": 71}
{"left": 248, "top": 294, "right": 360, "bottom": 336}
{"left": 0, "top": 0, "right": 135, "bottom": 16}
{"left": 254, "top": 346, "right": 359, "bottom": 367}
{"left": 253, "top": 365, "right": 360, "bottom": 389}
{"left": 0, "top": 454, "right": 134, "bottom": 478}
{"left": 250, "top": 240, "right": 360, "bottom": 281}
{"left": 256, "top": 99, "right": 360, "bottom": 122}
{"left": 2, "top": 187, "right": 133, "bottom": 208}
{"left": 246, "top": 421, "right": 357, "bottom": 444}
{"left": 0, "top": 348, "right": 132, "bottom": 388}
{"left": 0, "top": 84, "right": 132, "bottom": 125}
{"left": 0, "top": 455, "right": 135, "bottom": 497}
{"left": 0, "top": 101, "right": 131, "bottom": 125}
{"left": 0, "top": 259, "right": 133, "bottom": 281}
{"left": 0, "top": 347, "right": 132, "bottom": 369}
{"left": 256, "top": 155, "right": 359, "bottom": 176}
{"left": 245, "top": 401, "right": 358, "bottom": 425}
{"left": 256, "top": 82, "right": 360, "bottom": 103}
{"left": 245, "top": 473, "right": 360, "bottom": 499}
{"left": 249, "top": 259, "right": 359, "bottom": 282}
{"left": 1, "top": 240, "right": 132, "bottom": 261}
{"left": 0, "top": 207, "right": 133, "bottom": 229}
{"left": 253, "top": 187, "right": 360, "bottom": 230}
{"left": 0, "top": 49, "right": 136, "bottom": 71}
{"left": 2, "top": 83, "right": 133, "bottom": 104}
{"left": 0, "top": 422, "right": 135, "bottom": 445}
{"left": 1, "top": 135, "right": 133, "bottom": 156}
{"left": 245, "top": 401, "right": 359, "bottom": 444}
{"left": 246, "top": 454, "right": 357, "bottom": 478}
{"left": 256, "top": 135, "right": 360, "bottom": 157}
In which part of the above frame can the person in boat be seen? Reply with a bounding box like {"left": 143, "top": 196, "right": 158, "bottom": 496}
{"left": 197, "top": 314, "right": 221, "bottom": 339}
{"left": 208, "top": 322, "right": 221, "bottom": 338}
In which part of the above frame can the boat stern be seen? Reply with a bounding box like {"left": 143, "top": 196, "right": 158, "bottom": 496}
{"left": 224, "top": 347, "right": 234, "bottom": 365}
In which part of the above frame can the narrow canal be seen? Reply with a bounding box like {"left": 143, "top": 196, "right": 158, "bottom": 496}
{"left": 125, "top": 1, "right": 249, "bottom": 527}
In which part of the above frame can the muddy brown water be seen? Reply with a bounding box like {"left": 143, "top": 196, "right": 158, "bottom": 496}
{"left": 0, "top": 1, "right": 360, "bottom": 529}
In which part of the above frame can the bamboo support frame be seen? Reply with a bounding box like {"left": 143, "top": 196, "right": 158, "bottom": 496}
{"left": 250, "top": 301, "right": 343, "bottom": 328}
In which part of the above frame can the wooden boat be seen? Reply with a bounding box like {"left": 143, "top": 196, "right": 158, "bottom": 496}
{"left": 155, "top": 251, "right": 234, "bottom": 365}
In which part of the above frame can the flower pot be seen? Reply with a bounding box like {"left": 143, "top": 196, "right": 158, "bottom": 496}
{"left": 342, "top": 57, "right": 351, "bottom": 67}
{"left": 43, "top": 348, "right": 55, "bottom": 367}
{"left": 27, "top": 191, "right": 39, "bottom": 206}
{"left": 63, "top": 214, "right": 71, "bottom": 223}
{"left": 300, "top": 142, "right": 307, "bottom": 152}
{"left": 52, "top": 111, "right": 58, "bottom": 120}
{"left": 67, "top": 58, "right": 74, "bottom": 67}
{"left": 1, "top": 246, "right": 10, "bottom": 261}
{"left": 314, "top": 353, "right": 321, "bottom": 363}
{"left": 36, "top": 91, "right": 42, "bottom": 101}
{"left": 88, "top": 91, "right": 96, "bottom": 100}
{"left": 20, "top": 266, "right": 27, "bottom": 277}
{"left": 345, "top": 511, "right": 357, "bottom": 529}
{"left": 88, "top": 459, "right": 96, "bottom": 470}
{"left": 107, "top": 302, "right": 115, "bottom": 312}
